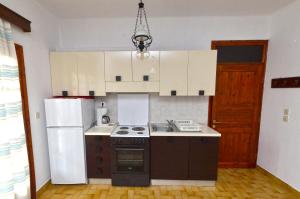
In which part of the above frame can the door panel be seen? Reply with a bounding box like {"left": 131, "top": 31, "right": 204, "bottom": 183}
{"left": 132, "top": 51, "right": 159, "bottom": 82}
{"left": 47, "top": 127, "right": 86, "bottom": 184}
{"left": 151, "top": 137, "right": 189, "bottom": 179}
{"left": 105, "top": 51, "right": 132, "bottom": 82}
{"left": 77, "top": 52, "right": 106, "bottom": 96}
{"left": 86, "top": 136, "right": 111, "bottom": 178}
{"left": 50, "top": 52, "right": 78, "bottom": 96}
{"left": 210, "top": 40, "right": 268, "bottom": 168}
{"left": 159, "top": 51, "right": 188, "bottom": 96}
{"left": 188, "top": 50, "right": 217, "bottom": 96}
{"left": 189, "top": 137, "right": 219, "bottom": 180}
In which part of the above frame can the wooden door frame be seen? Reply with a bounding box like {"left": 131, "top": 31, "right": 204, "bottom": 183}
{"left": 15, "top": 43, "right": 36, "bottom": 199}
{"left": 208, "top": 40, "right": 268, "bottom": 167}
{"left": 208, "top": 40, "right": 268, "bottom": 126}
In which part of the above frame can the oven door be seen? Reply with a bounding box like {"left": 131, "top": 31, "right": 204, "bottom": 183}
{"left": 112, "top": 147, "right": 146, "bottom": 173}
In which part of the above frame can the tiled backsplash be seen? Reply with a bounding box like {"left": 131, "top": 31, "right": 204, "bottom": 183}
{"left": 95, "top": 94, "right": 209, "bottom": 124}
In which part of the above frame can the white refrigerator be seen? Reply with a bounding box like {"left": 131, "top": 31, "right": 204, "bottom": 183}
{"left": 45, "top": 98, "right": 95, "bottom": 184}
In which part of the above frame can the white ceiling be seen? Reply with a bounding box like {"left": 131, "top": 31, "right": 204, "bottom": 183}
{"left": 38, "top": 0, "right": 295, "bottom": 18}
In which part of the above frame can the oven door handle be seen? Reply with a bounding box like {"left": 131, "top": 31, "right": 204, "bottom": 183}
{"left": 115, "top": 148, "right": 144, "bottom": 151}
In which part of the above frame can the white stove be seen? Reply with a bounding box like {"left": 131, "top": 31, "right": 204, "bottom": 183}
{"left": 111, "top": 125, "right": 150, "bottom": 138}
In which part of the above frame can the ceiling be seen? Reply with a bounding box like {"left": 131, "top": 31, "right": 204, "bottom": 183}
{"left": 38, "top": 0, "right": 295, "bottom": 18}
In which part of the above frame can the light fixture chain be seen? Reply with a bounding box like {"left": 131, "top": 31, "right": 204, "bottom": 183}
{"left": 133, "top": 8, "right": 140, "bottom": 35}
{"left": 142, "top": 7, "right": 151, "bottom": 35}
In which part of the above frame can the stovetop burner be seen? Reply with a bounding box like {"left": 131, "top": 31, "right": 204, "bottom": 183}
{"left": 116, "top": 131, "right": 129, "bottom": 135}
{"left": 120, "top": 127, "right": 129, "bottom": 130}
{"left": 132, "top": 127, "right": 145, "bottom": 131}
{"left": 111, "top": 125, "right": 149, "bottom": 138}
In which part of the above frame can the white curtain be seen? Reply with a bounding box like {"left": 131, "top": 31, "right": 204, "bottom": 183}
{"left": 0, "top": 18, "right": 30, "bottom": 199}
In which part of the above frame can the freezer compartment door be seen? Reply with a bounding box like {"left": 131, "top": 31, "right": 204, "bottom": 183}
{"left": 45, "top": 99, "right": 83, "bottom": 127}
{"left": 47, "top": 127, "right": 87, "bottom": 184}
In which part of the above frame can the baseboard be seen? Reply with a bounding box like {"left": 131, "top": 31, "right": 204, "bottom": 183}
{"left": 151, "top": 179, "right": 216, "bottom": 186}
{"left": 36, "top": 180, "right": 51, "bottom": 198}
{"left": 257, "top": 166, "right": 300, "bottom": 196}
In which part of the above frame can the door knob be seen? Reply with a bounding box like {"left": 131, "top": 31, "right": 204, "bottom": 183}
{"left": 212, "top": 120, "right": 224, "bottom": 128}
{"left": 212, "top": 120, "right": 223, "bottom": 124}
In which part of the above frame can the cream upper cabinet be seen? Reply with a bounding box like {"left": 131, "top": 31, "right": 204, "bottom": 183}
{"left": 188, "top": 50, "right": 217, "bottom": 96}
{"left": 77, "top": 52, "right": 106, "bottom": 96}
{"left": 159, "top": 51, "right": 188, "bottom": 96}
{"left": 132, "top": 51, "right": 159, "bottom": 82}
{"left": 50, "top": 52, "right": 78, "bottom": 96}
{"left": 105, "top": 51, "right": 132, "bottom": 82}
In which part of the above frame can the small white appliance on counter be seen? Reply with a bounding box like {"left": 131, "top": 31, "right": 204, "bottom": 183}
{"left": 45, "top": 98, "right": 95, "bottom": 184}
{"left": 96, "top": 104, "right": 110, "bottom": 126}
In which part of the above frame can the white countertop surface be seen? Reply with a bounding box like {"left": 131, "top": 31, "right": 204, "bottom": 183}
{"left": 85, "top": 124, "right": 116, "bottom": 136}
{"left": 150, "top": 123, "right": 221, "bottom": 137}
{"left": 85, "top": 123, "right": 221, "bottom": 137}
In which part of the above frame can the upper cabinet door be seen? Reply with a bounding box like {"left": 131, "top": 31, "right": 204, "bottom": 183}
{"left": 105, "top": 51, "right": 132, "bottom": 82}
{"left": 159, "top": 51, "right": 188, "bottom": 96}
{"left": 50, "top": 52, "right": 78, "bottom": 96}
{"left": 188, "top": 51, "right": 217, "bottom": 96}
{"left": 132, "top": 51, "right": 159, "bottom": 82}
{"left": 77, "top": 52, "right": 106, "bottom": 96}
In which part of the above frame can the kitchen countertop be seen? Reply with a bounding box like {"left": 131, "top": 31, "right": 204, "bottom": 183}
{"left": 85, "top": 123, "right": 221, "bottom": 137}
{"left": 85, "top": 124, "right": 116, "bottom": 136}
{"left": 150, "top": 123, "right": 221, "bottom": 137}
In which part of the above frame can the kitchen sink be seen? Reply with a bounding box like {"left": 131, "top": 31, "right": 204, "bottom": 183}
{"left": 151, "top": 123, "right": 178, "bottom": 132}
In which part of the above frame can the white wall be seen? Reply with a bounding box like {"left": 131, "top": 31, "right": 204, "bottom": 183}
{"left": 258, "top": 0, "right": 300, "bottom": 191}
{"left": 0, "top": 0, "right": 59, "bottom": 190}
{"left": 96, "top": 94, "right": 209, "bottom": 124}
{"left": 56, "top": 16, "right": 270, "bottom": 51}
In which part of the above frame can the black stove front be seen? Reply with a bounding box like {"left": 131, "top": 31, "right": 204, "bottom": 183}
{"left": 111, "top": 137, "right": 150, "bottom": 186}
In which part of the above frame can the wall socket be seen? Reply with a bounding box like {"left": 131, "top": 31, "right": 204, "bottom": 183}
{"left": 283, "top": 115, "right": 289, "bottom": 122}
{"left": 35, "top": 112, "right": 40, "bottom": 119}
{"left": 282, "top": 108, "right": 289, "bottom": 122}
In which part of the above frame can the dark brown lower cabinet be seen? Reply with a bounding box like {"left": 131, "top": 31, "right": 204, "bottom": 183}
{"left": 151, "top": 136, "right": 219, "bottom": 180}
{"left": 85, "top": 136, "right": 111, "bottom": 178}
{"left": 189, "top": 137, "right": 219, "bottom": 180}
{"left": 151, "top": 137, "right": 189, "bottom": 180}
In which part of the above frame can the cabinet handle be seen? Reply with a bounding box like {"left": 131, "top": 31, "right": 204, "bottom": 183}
{"left": 62, "top": 91, "right": 68, "bottom": 96}
{"left": 199, "top": 90, "right": 205, "bottom": 96}
{"left": 89, "top": 91, "right": 95, "bottom": 96}
{"left": 116, "top": 76, "right": 122, "bottom": 82}
{"left": 143, "top": 75, "right": 149, "bottom": 81}
{"left": 171, "top": 90, "right": 177, "bottom": 96}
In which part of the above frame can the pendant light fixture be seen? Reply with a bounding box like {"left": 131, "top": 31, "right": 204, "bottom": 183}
{"left": 132, "top": 0, "right": 153, "bottom": 53}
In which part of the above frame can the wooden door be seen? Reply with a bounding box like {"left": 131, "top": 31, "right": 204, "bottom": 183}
{"left": 188, "top": 50, "right": 217, "bottom": 96}
{"left": 209, "top": 40, "right": 268, "bottom": 168}
{"left": 104, "top": 51, "right": 132, "bottom": 82}
{"left": 50, "top": 52, "right": 78, "bottom": 96}
{"left": 151, "top": 137, "right": 189, "bottom": 179}
{"left": 160, "top": 51, "right": 188, "bottom": 96}
{"left": 132, "top": 51, "right": 160, "bottom": 82}
{"left": 77, "top": 52, "right": 106, "bottom": 96}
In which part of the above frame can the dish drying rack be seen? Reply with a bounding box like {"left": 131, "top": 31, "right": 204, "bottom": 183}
{"left": 174, "top": 120, "right": 202, "bottom": 132}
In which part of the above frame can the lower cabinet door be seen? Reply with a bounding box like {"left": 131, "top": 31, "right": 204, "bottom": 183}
{"left": 189, "top": 137, "right": 220, "bottom": 180}
{"left": 85, "top": 136, "right": 111, "bottom": 178}
{"left": 151, "top": 137, "right": 189, "bottom": 179}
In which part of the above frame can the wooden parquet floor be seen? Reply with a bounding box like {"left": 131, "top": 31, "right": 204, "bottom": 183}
{"left": 39, "top": 168, "right": 300, "bottom": 199}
